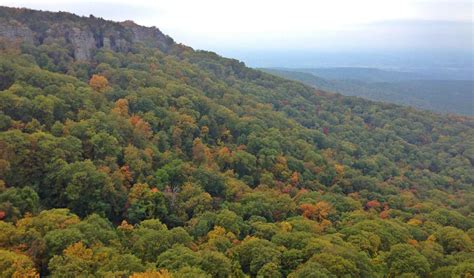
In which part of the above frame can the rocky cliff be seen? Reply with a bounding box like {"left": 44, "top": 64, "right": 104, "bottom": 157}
{"left": 0, "top": 6, "right": 174, "bottom": 60}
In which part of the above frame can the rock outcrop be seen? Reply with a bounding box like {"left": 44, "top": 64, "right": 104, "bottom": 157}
{"left": 0, "top": 18, "right": 34, "bottom": 44}
{"left": 0, "top": 6, "right": 175, "bottom": 60}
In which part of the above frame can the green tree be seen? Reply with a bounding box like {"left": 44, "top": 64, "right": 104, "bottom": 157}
{"left": 231, "top": 237, "right": 281, "bottom": 276}
{"left": 199, "top": 251, "right": 233, "bottom": 278}
{"left": 126, "top": 183, "right": 167, "bottom": 224}
{"left": 0, "top": 186, "right": 39, "bottom": 221}
{"left": 434, "top": 226, "right": 473, "bottom": 254}
{"left": 386, "top": 244, "right": 430, "bottom": 277}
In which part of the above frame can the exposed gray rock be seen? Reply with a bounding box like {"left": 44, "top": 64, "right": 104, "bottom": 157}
{"left": 0, "top": 19, "right": 34, "bottom": 43}
{"left": 68, "top": 27, "right": 96, "bottom": 60}
{"left": 103, "top": 37, "right": 111, "bottom": 49}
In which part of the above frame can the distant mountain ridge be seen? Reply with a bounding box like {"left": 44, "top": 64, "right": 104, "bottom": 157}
{"left": 286, "top": 67, "right": 430, "bottom": 82}
{"left": 263, "top": 68, "right": 474, "bottom": 116}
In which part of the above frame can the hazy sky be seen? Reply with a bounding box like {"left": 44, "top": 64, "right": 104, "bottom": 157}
{"left": 1, "top": 0, "right": 472, "bottom": 54}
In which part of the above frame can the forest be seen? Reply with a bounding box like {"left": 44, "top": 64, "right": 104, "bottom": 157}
{"left": 0, "top": 6, "right": 473, "bottom": 278}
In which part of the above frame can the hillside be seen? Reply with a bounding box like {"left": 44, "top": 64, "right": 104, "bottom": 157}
{"left": 263, "top": 68, "right": 474, "bottom": 116}
{"left": 0, "top": 6, "right": 473, "bottom": 277}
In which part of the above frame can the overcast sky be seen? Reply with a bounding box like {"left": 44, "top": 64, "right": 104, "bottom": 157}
{"left": 1, "top": 0, "right": 472, "bottom": 54}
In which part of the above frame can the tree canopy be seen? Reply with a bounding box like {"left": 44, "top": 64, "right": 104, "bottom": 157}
{"left": 0, "top": 6, "right": 473, "bottom": 278}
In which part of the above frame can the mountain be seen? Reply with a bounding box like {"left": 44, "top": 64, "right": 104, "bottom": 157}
{"left": 263, "top": 68, "right": 474, "bottom": 116}
{"left": 286, "top": 67, "right": 430, "bottom": 82}
{"left": 0, "top": 6, "right": 473, "bottom": 277}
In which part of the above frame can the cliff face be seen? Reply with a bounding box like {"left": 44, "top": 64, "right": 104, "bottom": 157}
{"left": 0, "top": 19, "right": 35, "bottom": 43}
{"left": 0, "top": 6, "right": 174, "bottom": 60}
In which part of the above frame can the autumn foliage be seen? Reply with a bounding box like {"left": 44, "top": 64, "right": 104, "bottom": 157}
{"left": 0, "top": 6, "right": 472, "bottom": 278}
{"left": 300, "top": 201, "right": 332, "bottom": 222}
{"left": 89, "top": 74, "right": 109, "bottom": 92}
{"left": 366, "top": 200, "right": 382, "bottom": 209}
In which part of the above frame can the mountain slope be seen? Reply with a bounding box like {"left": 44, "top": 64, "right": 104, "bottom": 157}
{"left": 0, "top": 6, "right": 473, "bottom": 277}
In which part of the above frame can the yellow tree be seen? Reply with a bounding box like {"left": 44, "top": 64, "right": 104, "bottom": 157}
{"left": 112, "top": 98, "right": 129, "bottom": 116}
{"left": 192, "top": 138, "right": 212, "bottom": 165}
{"left": 89, "top": 74, "right": 109, "bottom": 92}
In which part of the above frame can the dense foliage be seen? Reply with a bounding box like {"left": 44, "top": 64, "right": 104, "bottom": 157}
{"left": 0, "top": 7, "right": 473, "bottom": 277}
